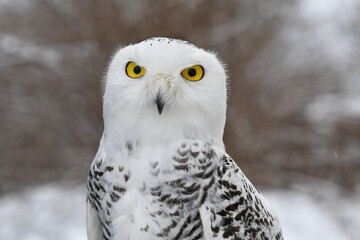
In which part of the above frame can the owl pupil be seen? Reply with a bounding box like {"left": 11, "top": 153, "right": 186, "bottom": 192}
{"left": 134, "top": 66, "right": 141, "bottom": 74}
{"left": 188, "top": 68, "right": 196, "bottom": 77}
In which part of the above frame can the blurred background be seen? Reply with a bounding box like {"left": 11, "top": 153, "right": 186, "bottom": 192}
{"left": 0, "top": 0, "right": 359, "bottom": 239}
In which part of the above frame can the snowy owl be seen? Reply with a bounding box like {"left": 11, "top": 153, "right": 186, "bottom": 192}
{"left": 86, "top": 37, "right": 283, "bottom": 240}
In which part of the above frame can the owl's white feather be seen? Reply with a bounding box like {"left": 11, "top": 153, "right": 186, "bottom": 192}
{"left": 86, "top": 37, "right": 283, "bottom": 240}
{"left": 103, "top": 38, "right": 227, "bottom": 149}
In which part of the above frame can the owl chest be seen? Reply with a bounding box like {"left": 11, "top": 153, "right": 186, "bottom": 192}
{"left": 103, "top": 169, "right": 211, "bottom": 240}
{"left": 88, "top": 140, "right": 217, "bottom": 239}
{"left": 97, "top": 148, "right": 211, "bottom": 213}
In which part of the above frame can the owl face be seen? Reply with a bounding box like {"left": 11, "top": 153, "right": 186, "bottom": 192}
{"left": 103, "top": 38, "right": 227, "bottom": 147}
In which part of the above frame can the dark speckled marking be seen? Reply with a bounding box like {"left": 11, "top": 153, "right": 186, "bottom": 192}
{"left": 105, "top": 166, "right": 113, "bottom": 172}
{"left": 151, "top": 161, "right": 159, "bottom": 169}
{"left": 125, "top": 142, "right": 133, "bottom": 153}
{"left": 124, "top": 174, "right": 130, "bottom": 182}
{"left": 113, "top": 185, "right": 126, "bottom": 194}
{"left": 87, "top": 141, "right": 282, "bottom": 240}
{"left": 143, "top": 37, "right": 196, "bottom": 48}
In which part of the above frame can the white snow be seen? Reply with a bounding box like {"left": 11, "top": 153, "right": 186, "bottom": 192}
{"left": 0, "top": 184, "right": 87, "bottom": 240}
{"left": 264, "top": 185, "right": 360, "bottom": 240}
{"left": 0, "top": 183, "right": 359, "bottom": 240}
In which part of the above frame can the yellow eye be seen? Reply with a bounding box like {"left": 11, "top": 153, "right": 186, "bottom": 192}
{"left": 126, "top": 61, "right": 145, "bottom": 78}
{"left": 181, "top": 65, "right": 204, "bottom": 81}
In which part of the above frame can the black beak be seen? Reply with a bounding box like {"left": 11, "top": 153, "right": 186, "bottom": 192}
{"left": 155, "top": 94, "right": 165, "bottom": 115}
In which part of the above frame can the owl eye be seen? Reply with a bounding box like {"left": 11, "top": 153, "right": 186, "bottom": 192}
{"left": 181, "top": 65, "right": 204, "bottom": 81}
{"left": 126, "top": 61, "right": 145, "bottom": 78}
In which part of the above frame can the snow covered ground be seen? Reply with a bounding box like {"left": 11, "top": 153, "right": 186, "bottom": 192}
{"left": 267, "top": 185, "right": 360, "bottom": 240}
{"left": 0, "top": 183, "right": 359, "bottom": 240}
{"left": 0, "top": 184, "right": 87, "bottom": 240}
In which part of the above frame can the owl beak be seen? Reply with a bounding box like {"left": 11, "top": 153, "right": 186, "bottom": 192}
{"left": 155, "top": 94, "right": 165, "bottom": 115}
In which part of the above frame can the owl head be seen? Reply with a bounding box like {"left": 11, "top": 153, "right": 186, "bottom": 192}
{"left": 103, "top": 37, "right": 227, "bottom": 148}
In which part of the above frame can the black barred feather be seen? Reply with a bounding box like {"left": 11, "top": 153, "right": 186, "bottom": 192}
{"left": 87, "top": 141, "right": 283, "bottom": 240}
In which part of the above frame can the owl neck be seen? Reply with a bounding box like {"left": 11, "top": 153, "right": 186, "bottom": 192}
{"left": 102, "top": 105, "right": 225, "bottom": 150}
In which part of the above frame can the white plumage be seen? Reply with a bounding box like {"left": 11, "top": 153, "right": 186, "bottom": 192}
{"left": 86, "top": 37, "right": 283, "bottom": 240}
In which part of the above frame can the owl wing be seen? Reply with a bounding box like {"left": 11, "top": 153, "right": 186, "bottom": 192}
{"left": 201, "top": 147, "right": 283, "bottom": 240}
{"left": 86, "top": 138, "right": 108, "bottom": 240}
{"left": 87, "top": 200, "right": 103, "bottom": 240}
